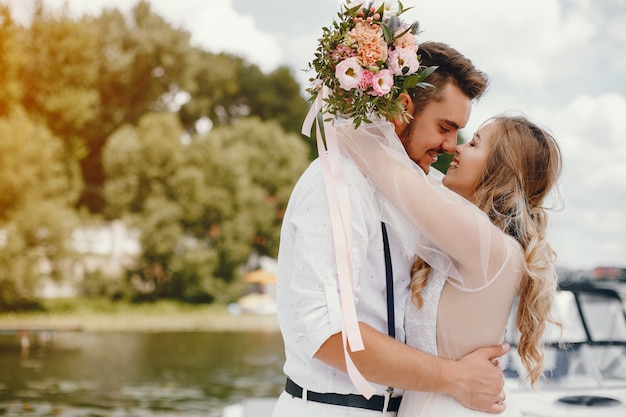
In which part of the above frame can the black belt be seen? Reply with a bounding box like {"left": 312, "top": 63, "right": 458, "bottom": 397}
{"left": 285, "top": 378, "right": 402, "bottom": 412}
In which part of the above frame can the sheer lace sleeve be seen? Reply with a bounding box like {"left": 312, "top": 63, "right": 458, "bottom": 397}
{"left": 335, "top": 118, "right": 509, "bottom": 290}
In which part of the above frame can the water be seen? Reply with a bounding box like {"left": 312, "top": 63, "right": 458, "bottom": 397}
{"left": 0, "top": 331, "right": 285, "bottom": 417}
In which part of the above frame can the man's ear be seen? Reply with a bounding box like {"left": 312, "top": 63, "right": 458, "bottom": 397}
{"left": 398, "top": 92, "right": 412, "bottom": 109}
{"left": 391, "top": 92, "right": 413, "bottom": 131}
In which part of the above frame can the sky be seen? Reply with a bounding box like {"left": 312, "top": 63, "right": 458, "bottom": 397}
{"left": 6, "top": 0, "right": 626, "bottom": 271}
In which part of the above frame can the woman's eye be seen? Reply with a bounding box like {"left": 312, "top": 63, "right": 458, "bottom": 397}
{"left": 440, "top": 126, "right": 450, "bottom": 133}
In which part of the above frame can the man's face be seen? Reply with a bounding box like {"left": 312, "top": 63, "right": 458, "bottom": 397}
{"left": 397, "top": 83, "right": 472, "bottom": 174}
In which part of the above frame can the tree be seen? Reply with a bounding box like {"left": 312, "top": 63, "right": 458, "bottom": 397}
{"left": 187, "top": 117, "right": 309, "bottom": 278}
{"left": 101, "top": 113, "right": 219, "bottom": 301}
{"left": 12, "top": 1, "right": 312, "bottom": 213}
{"left": 179, "top": 52, "right": 310, "bottom": 136}
{"left": 102, "top": 114, "right": 308, "bottom": 301}
{"left": 1, "top": 1, "right": 313, "bottom": 305}
{"left": 238, "top": 65, "right": 310, "bottom": 135}
{"left": 0, "top": 109, "right": 78, "bottom": 310}
{"left": 18, "top": 3, "right": 101, "bottom": 204}
{"left": 0, "top": 6, "right": 24, "bottom": 117}
{"left": 78, "top": 1, "right": 197, "bottom": 212}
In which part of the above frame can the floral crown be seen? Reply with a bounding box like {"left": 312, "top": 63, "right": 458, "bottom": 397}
{"left": 307, "top": 0, "right": 436, "bottom": 127}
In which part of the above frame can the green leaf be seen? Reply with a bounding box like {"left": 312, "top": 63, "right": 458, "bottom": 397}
{"left": 419, "top": 65, "right": 438, "bottom": 79}
{"left": 394, "top": 27, "right": 411, "bottom": 40}
{"left": 402, "top": 74, "right": 421, "bottom": 90}
{"left": 416, "top": 82, "right": 435, "bottom": 89}
{"left": 382, "top": 24, "right": 394, "bottom": 44}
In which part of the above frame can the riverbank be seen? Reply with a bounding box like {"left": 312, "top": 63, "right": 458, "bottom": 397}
{"left": 0, "top": 300, "right": 279, "bottom": 333}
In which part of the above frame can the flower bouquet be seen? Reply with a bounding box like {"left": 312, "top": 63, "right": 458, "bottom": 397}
{"left": 307, "top": 0, "right": 436, "bottom": 127}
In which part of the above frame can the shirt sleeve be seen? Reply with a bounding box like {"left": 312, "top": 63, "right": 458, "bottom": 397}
{"left": 336, "top": 119, "right": 509, "bottom": 290}
{"left": 278, "top": 158, "right": 373, "bottom": 358}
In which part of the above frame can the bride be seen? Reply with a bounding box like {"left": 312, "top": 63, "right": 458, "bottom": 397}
{"left": 337, "top": 112, "right": 562, "bottom": 416}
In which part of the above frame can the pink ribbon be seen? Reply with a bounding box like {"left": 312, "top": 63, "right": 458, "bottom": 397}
{"left": 301, "top": 86, "right": 376, "bottom": 399}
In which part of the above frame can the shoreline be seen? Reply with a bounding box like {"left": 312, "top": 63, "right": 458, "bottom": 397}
{"left": 0, "top": 306, "right": 280, "bottom": 333}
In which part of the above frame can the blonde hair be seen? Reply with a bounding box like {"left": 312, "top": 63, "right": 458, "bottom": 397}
{"left": 411, "top": 115, "right": 562, "bottom": 387}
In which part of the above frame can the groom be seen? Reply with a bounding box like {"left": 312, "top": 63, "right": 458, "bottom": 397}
{"left": 272, "top": 41, "right": 509, "bottom": 417}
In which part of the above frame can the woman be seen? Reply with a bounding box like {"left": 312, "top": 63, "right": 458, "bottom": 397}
{"left": 337, "top": 114, "right": 562, "bottom": 416}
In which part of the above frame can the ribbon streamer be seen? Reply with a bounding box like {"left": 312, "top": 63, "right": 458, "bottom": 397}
{"left": 301, "top": 86, "right": 376, "bottom": 399}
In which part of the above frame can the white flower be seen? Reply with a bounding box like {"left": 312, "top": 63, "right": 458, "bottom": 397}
{"left": 388, "top": 47, "right": 420, "bottom": 76}
{"left": 335, "top": 57, "right": 364, "bottom": 90}
{"left": 371, "top": 69, "right": 394, "bottom": 96}
{"left": 372, "top": 0, "right": 401, "bottom": 17}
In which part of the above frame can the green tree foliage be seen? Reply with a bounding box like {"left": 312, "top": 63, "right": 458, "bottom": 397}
{"left": 0, "top": 110, "right": 78, "bottom": 310}
{"left": 103, "top": 114, "right": 309, "bottom": 302}
{"left": 187, "top": 117, "right": 309, "bottom": 277}
{"left": 238, "top": 65, "right": 310, "bottom": 134}
{"left": 102, "top": 113, "right": 199, "bottom": 300}
{"left": 18, "top": 3, "right": 100, "bottom": 202}
{"left": 0, "top": 6, "right": 24, "bottom": 116}
{"left": 8, "top": 1, "right": 310, "bottom": 213}
{"left": 179, "top": 51, "right": 310, "bottom": 137}
{"left": 79, "top": 1, "right": 196, "bottom": 211}
{"left": 0, "top": 1, "right": 313, "bottom": 306}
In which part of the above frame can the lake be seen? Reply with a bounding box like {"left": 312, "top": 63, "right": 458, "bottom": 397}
{"left": 0, "top": 330, "right": 285, "bottom": 417}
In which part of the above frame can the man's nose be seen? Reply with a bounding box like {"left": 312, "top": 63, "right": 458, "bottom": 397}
{"left": 442, "top": 133, "right": 457, "bottom": 154}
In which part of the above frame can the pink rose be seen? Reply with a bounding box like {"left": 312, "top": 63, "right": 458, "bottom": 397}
{"left": 335, "top": 57, "right": 364, "bottom": 90}
{"left": 371, "top": 69, "right": 394, "bottom": 96}
{"left": 388, "top": 47, "right": 420, "bottom": 76}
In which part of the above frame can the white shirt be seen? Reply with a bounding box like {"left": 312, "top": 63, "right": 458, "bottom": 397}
{"left": 276, "top": 155, "right": 413, "bottom": 396}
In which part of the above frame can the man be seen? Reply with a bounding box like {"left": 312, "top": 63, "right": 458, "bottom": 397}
{"left": 272, "top": 42, "right": 508, "bottom": 417}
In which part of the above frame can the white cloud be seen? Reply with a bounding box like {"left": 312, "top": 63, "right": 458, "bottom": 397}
{"left": 407, "top": 0, "right": 598, "bottom": 91}
{"left": 148, "top": 0, "right": 283, "bottom": 72}
{"left": 531, "top": 93, "right": 626, "bottom": 268}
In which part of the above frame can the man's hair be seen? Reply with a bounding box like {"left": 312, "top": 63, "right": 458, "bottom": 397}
{"left": 408, "top": 41, "right": 489, "bottom": 117}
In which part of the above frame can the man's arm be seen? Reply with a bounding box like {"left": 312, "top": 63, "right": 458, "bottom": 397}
{"left": 314, "top": 322, "right": 509, "bottom": 414}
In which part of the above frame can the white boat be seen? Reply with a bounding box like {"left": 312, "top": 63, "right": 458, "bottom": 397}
{"left": 504, "top": 282, "right": 626, "bottom": 416}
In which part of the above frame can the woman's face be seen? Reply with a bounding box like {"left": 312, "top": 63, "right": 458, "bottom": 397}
{"left": 443, "top": 121, "right": 496, "bottom": 199}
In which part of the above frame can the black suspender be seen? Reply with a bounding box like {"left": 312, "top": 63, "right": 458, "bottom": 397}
{"left": 381, "top": 222, "right": 395, "bottom": 339}
{"left": 282, "top": 222, "right": 402, "bottom": 411}
{"left": 381, "top": 222, "right": 398, "bottom": 404}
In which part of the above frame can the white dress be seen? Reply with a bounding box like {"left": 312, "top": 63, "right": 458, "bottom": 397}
{"left": 399, "top": 270, "right": 523, "bottom": 417}
{"left": 335, "top": 118, "right": 530, "bottom": 416}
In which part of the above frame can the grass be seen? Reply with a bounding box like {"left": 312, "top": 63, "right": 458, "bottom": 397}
{"left": 0, "top": 298, "right": 279, "bottom": 333}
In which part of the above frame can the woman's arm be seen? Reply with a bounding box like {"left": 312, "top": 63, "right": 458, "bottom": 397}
{"left": 337, "top": 121, "right": 506, "bottom": 288}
